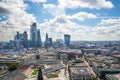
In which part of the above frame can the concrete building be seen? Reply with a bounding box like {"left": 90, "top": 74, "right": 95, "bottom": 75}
{"left": 69, "top": 61, "right": 92, "bottom": 80}
{"left": 105, "top": 74, "right": 120, "bottom": 80}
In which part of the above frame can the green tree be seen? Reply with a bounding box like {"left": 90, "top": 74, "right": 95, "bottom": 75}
{"left": 9, "top": 63, "right": 18, "bottom": 71}
{"left": 92, "top": 77, "right": 98, "bottom": 80}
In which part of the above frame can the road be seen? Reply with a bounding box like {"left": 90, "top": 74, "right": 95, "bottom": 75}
{"left": 83, "top": 56, "right": 97, "bottom": 76}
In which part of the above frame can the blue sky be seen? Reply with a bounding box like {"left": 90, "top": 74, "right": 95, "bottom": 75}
{"left": 0, "top": 0, "right": 120, "bottom": 41}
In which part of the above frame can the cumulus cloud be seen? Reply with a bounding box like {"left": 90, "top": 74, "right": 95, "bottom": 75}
{"left": 90, "top": 25, "right": 120, "bottom": 40}
{"left": 43, "top": 4, "right": 65, "bottom": 16}
{"left": 98, "top": 18, "right": 120, "bottom": 26}
{"left": 39, "top": 15, "right": 120, "bottom": 41}
{"left": 43, "top": 3, "right": 97, "bottom": 20}
{"left": 58, "top": 0, "right": 114, "bottom": 9}
{"left": 0, "top": 0, "right": 36, "bottom": 41}
{"left": 43, "top": 0, "right": 111, "bottom": 19}
{"left": 90, "top": 18, "right": 120, "bottom": 40}
{"left": 39, "top": 15, "right": 93, "bottom": 41}
{"left": 30, "top": 0, "right": 46, "bottom": 3}
{"left": 0, "top": 0, "right": 119, "bottom": 41}
{"left": 67, "top": 12, "right": 97, "bottom": 21}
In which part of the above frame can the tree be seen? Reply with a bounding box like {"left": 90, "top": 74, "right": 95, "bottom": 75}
{"left": 9, "top": 63, "right": 18, "bottom": 71}
{"left": 92, "top": 77, "right": 98, "bottom": 80}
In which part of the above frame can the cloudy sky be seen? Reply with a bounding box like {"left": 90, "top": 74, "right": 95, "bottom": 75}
{"left": 0, "top": 0, "right": 120, "bottom": 41}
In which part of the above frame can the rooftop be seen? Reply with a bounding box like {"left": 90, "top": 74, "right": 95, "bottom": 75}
{"left": 58, "top": 49, "right": 81, "bottom": 54}
{"left": 70, "top": 66, "right": 91, "bottom": 75}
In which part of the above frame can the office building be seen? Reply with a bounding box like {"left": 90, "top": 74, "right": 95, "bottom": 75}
{"left": 48, "top": 38, "right": 52, "bottom": 46}
{"left": 64, "top": 34, "right": 71, "bottom": 47}
{"left": 45, "top": 33, "right": 48, "bottom": 41}
{"left": 37, "top": 29, "right": 42, "bottom": 47}
{"left": 14, "top": 32, "right": 21, "bottom": 50}
{"left": 23, "top": 31, "right": 28, "bottom": 48}
{"left": 30, "top": 23, "right": 37, "bottom": 48}
{"left": 14, "top": 31, "right": 28, "bottom": 50}
{"left": 44, "top": 33, "right": 53, "bottom": 48}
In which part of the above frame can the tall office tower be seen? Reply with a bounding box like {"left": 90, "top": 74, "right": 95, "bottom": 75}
{"left": 37, "top": 29, "right": 42, "bottom": 47}
{"left": 48, "top": 38, "right": 52, "bottom": 46}
{"left": 14, "top": 31, "right": 20, "bottom": 50}
{"left": 16, "top": 31, "right": 20, "bottom": 39}
{"left": 45, "top": 33, "right": 48, "bottom": 41}
{"left": 23, "top": 31, "right": 28, "bottom": 48}
{"left": 64, "top": 34, "right": 71, "bottom": 47}
{"left": 30, "top": 23, "right": 37, "bottom": 48}
{"left": 44, "top": 33, "right": 50, "bottom": 48}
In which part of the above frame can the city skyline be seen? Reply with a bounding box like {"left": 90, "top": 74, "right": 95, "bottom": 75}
{"left": 0, "top": 0, "right": 120, "bottom": 41}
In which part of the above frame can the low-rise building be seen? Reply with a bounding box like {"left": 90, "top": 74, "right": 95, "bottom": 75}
{"left": 69, "top": 66, "right": 92, "bottom": 80}
{"left": 105, "top": 74, "right": 120, "bottom": 80}
{"left": 69, "top": 58, "right": 93, "bottom": 80}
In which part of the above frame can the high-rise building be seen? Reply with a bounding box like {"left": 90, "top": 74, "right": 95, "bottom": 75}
{"left": 30, "top": 23, "right": 37, "bottom": 48}
{"left": 23, "top": 31, "right": 28, "bottom": 48}
{"left": 64, "top": 34, "right": 71, "bottom": 47}
{"left": 16, "top": 31, "right": 20, "bottom": 39}
{"left": 45, "top": 33, "right": 48, "bottom": 41}
{"left": 44, "top": 33, "right": 50, "bottom": 48}
{"left": 37, "top": 29, "right": 42, "bottom": 47}
{"left": 14, "top": 31, "right": 22, "bottom": 50}
{"left": 48, "top": 38, "right": 52, "bottom": 46}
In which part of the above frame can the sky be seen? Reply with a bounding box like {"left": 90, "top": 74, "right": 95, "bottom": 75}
{"left": 0, "top": 0, "right": 120, "bottom": 41}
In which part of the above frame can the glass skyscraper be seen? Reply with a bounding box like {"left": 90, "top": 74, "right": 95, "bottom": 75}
{"left": 30, "top": 23, "right": 42, "bottom": 48}
{"left": 64, "top": 34, "right": 71, "bottom": 47}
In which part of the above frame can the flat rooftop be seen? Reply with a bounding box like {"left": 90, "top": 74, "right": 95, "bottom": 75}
{"left": 70, "top": 67, "right": 90, "bottom": 75}
{"left": 72, "top": 62, "right": 88, "bottom": 67}
{"left": 58, "top": 49, "right": 81, "bottom": 54}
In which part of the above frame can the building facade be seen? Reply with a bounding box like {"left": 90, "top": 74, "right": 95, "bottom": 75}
{"left": 30, "top": 23, "right": 37, "bottom": 48}
{"left": 30, "top": 23, "right": 42, "bottom": 48}
{"left": 64, "top": 34, "right": 71, "bottom": 47}
{"left": 37, "top": 29, "right": 42, "bottom": 47}
{"left": 23, "top": 31, "right": 28, "bottom": 48}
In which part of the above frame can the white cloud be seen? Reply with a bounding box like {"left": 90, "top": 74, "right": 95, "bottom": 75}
{"left": 67, "top": 12, "right": 97, "bottom": 21}
{"left": 0, "top": 0, "right": 119, "bottom": 41}
{"left": 90, "top": 18, "right": 120, "bottom": 40}
{"left": 58, "top": 0, "right": 114, "bottom": 9}
{"left": 43, "top": 3, "right": 97, "bottom": 20}
{"left": 0, "top": 0, "right": 36, "bottom": 41}
{"left": 90, "top": 25, "right": 120, "bottom": 40}
{"left": 98, "top": 18, "right": 120, "bottom": 25}
{"left": 39, "top": 15, "right": 120, "bottom": 41}
{"left": 39, "top": 15, "right": 93, "bottom": 41}
{"left": 30, "top": 0, "right": 46, "bottom": 3}
{"left": 43, "top": 4, "right": 65, "bottom": 16}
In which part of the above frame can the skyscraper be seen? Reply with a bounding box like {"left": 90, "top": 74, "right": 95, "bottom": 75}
{"left": 48, "top": 38, "right": 52, "bottom": 46}
{"left": 45, "top": 33, "right": 48, "bottom": 41}
{"left": 37, "top": 29, "right": 42, "bottom": 47}
{"left": 64, "top": 34, "right": 71, "bottom": 47}
{"left": 23, "top": 31, "right": 28, "bottom": 48}
{"left": 14, "top": 31, "right": 20, "bottom": 50}
{"left": 30, "top": 23, "right": 37, "bottom": 48}
{"left": 44, "top": 33, "right": 50, "bottom": 48}
{"left": 14, "top": 31, "right": 24, "bottom": 50}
